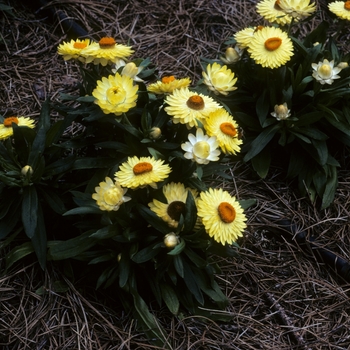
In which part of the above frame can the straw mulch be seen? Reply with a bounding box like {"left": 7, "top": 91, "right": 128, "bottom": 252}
{"left": 1, "top": 0, "right": 350, "bottom": 349}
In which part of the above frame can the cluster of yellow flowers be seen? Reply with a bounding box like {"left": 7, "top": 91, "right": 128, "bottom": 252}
{"left": 57, "top": 35, "right": 247, "bottom": 246}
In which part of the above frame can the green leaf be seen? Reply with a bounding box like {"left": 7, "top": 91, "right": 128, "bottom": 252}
{"left": 182, "top": 259, "right": 204, "bottom": 305}
{"left": 238, "top": 198, "right": 257, "bottom": 210}
{"left": 6, "top": 242, "right": 34, "bottom": 271}
{"left": 0, "top": 198, "right": 21, "bottom": 239}
{"left": 251, "top": 145, "right": 271, "bottom": 178}
{"left": 160, "top": 283, "right": 180, "bottom": 315}
{"left": 136, "top": 204, "right": 172, "bottom": 235}
{"left": 63, "top": 206, "right": 102, "bottom": 216}
{"left": 21, "top": 186, "right": 38, "bottom": 239}
{"left": 167, "top": 238, "right": 186, "bottom": 256}
{"left": 118, "top": 252, "right": 130, "bottom": 288}
{"left": 132, "top": 243, "right": 162, "bottom": 263}
{"left": 173, "top": 255, "right": 184, "bottom": 278}
{"left": 183, "top": 191, "right": 197, "bottom": 233}
{"left": 321, "top": 165, "right": 338, "bottom": 210}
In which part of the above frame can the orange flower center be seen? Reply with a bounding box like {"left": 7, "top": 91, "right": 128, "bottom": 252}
{"left": 73, "top": 42, "right": 88, "bottom": 49}
{"left": 218, "top": 202, "right": 236, "bottom": 223}
{"left": 186, "top": 95, "right": 205, "bottom": 110}
{"left": 255, "top": 26, "right": 264, "bottom": 32}
{"left": 133, "top": 162, "right": 153, "bottom": 175}
{"left": 4, "top": 117, "right": 19, "bottom": 127}
{"left": 274, "top": 0, "right": 282, "bottom": 10}
{"left": 99, "top": 37, "right": 116, "bottom": 48}
{"left": 167, "top": 201, "right": 186, "bottom": 221}
{"left": 264, "top": 37, "right": 282, "bottom": 51}
{"left": 161, "top": 76, "right": 175, "bottom": 84}
{"left": 220, "top": 122, "right": 237, "bottom": 137}
{"left": 345, "top": 1, "right": 350, "bottom": 10}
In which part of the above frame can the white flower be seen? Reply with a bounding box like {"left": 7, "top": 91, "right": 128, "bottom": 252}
{"left": 181, "top": 128, "right": 220, "bottom": 165}
{"left": 312, "top": 59, "right": 342, "bottom": 85}
{"left": 271, "top": 103, "right": 291, "bottom": 121}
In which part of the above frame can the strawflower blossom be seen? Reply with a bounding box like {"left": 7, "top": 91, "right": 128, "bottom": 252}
{"left": 164, "top": 87, "right": 221, "bottom": 128}
{"left": 148, "top": 182, "right": 197, "bottom": 228}
{"left": 0, "top": 116, "right": 35, "bottom": 140}
{"left": 197, "top": 188, "right": 247, "bottom": 245}
{"left": 92, "top": 73, "right": 138, "bottom": 115}
{"left": 202, "top": 62, "right": 238, "bottom": 96}
{"left": 279, "top": 0, "right": 317, "bottom": 20}
{"left": 57, "top": 39, "right": 91, "bottom": 62}
{"left": 115, "top": 156, "right": 171, "bottom": 189}
{"left": 328, "top": 1, "right": 350, "bottom": 20}
{"left": 181, "top": 128, "right": 220, "bottom": 165}
{"left": 247, "top": 26, "right": 294, "bottom": 69}
{"left": 312, "top": 59, "right": 342, "bottom": 85}
{"left": 234, "top": 27, "right": 256, "bottom": 49}
{"left": 92, "top": 177, "right": 131, "bottom": 211}
{"left": 204, "top": 108, "right": 242, "bottom": 155}
{"left": 256, "top": 0, "right": 293, "bottom": 25}
{"left": 271, "top": 103, "right": 291, "bottom": 120}
{"left": 81, "top": 37, "right": 134, "bottom": 66}
{"left": 147, "top": 76, "right": 191, "bottom": 94}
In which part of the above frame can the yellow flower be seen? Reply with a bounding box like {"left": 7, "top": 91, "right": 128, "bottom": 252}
{"left": 197, "top": 188, "right": 247, "bottom": 245}
{"left": 181, "top": 128, "right": 220, "bottom": 164}
{"left": 279, "top": 0, "right": 317, "bottom": 20}
{"left": 57, "top": 39, "right": 91, "bottom": 62}
{"left": 0, "top": 116, "right": 35, "bottom": 140}
{"left": 202, "top": 62, "right": 238, "bottom": 96}
{"left": 81, "top": 37, "right": 134, "bottom": 66}
{"left": 147, "top": 76, "right": 191, "bottom": 94}
{"left": 234, "top": 27, "right": 256, "bottom": 49}
{"left": 164, "top": 88, "right": 221, "bottom": 128}
{"left": 204, "top": 109, "right": 242, "bottom": 155}
{"left": 220, "top": 47, "right": 242, "bottom": 65}
{"left": 328, "top": 1, "right": 350, "bottom": 20}
{"left": 148, "top": 182, "right": 197, "bottom": 228}
{"left": 92, "top": 73, "right": 138, "bottom": 115}
{"left": 256, "top": 0, "right": 293, "bottom": 25}
{"left": 312, "top": 59, "right": 342, "bottom": 85}
{"left": 248, "top": 26, "right": 293, "bottom": 69}
{"left": 115, "top": 156, "right": 171, "bottom": 189}
{"left": 271, "top": 103, "right": 291, "bottom": 120}
{"left": 92, "top": 177, "right": 131, "bottom": 211}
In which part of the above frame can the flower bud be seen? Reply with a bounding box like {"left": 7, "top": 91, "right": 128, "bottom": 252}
{"left": 21, "top": 165, "right": 33, "bottom": 177}
{"left": 163, "top": 233, "right": 179, "bottom": 249}
{"left": 122, "top": 62, "right": 139, "bottom": 79}
{"left": 149, "top": 127, "right": 162, "bottom": 140}
{"left": 337, "top": 62, "right": 348, "bottom": 69}
{"left": 220, "top": 47, "right": 240, "bottom": 64}
{"left": 271, "top": 103, "right": 291, "bottom": 121}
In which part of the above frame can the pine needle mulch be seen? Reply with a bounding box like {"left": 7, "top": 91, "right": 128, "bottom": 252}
{"left": 1, "top": 1, "right": 350, "bottom": 349}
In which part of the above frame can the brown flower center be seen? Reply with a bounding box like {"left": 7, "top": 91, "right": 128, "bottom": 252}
{"left": 186, "top": 95, "right": 205, "bottom": 110}
{"left": 345, "top": 1, "right": 350, "bottom": 10}
{"left": 167, "top": 201, "right": 186, "bottom": 221}
{"left": 133, "top": 162, "right": 153, "bottom": 175}
{"left": 255, "top": 25, "right": 264, "bottom": 32}
{"left": 99, "top": 37, "right": 116, "bottom": 48}
{"left": 4, "top": 117, "right": 19, "bottom": 127}
{"left": 218, "top": 202, "right": 236, "bottom": 223}
{"left": 161, "top": 76, "right": 175, "bottom": 84}
{"left": 264, "top": 37, "right": 282, "bottom": 51}
{"left": 73, "top": 42, "right": 88, "bottom": 49}
{"left": 220, "top": 122, "right": 237, "bottom": 137}
{"left": 274, "top": 0, "right": 282, "bottom": 10}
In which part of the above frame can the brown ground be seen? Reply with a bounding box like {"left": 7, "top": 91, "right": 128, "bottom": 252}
{"left": 1, "top": 0, "right": 350, "bottom": 349}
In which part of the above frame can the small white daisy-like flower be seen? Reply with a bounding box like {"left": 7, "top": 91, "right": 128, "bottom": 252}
{"left": 181, "top": 128, "right": 220, "bottom": 165}
{"left": 312, "top": 59, "right": 342, "bottom": 85}
{"left": 271, "top": 103, "right": 291, "bottom": 121}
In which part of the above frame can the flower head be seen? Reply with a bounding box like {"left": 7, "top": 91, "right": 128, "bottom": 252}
{"left": 256, "top": 0, "right": 293, "bottom": 25}
{"left": 197, "top": 188, "right": 247, "bottom": 245}
{"left": 220, "top": 46, "right": 242, "bottom": 65}
{"left": 312, "top": 59, "right": 342, "bottom": 85}
{"left": 279, "top": 0, "right": 317, "bottom": 19}
{"left": 328, "top": 1, "right": 350, "bottom": 21}
{"left": 234, "top": 27, "right": 256, "bottom": 49}
{"left": 57, "top": 39, "right": 91, "bottom": 62}
{"left": 164, "top": 88, "right": 221, "bottom": 128}
{"left": 92, "top": 73, "right": 138, "bottom": 115}
{"left": 204, "top": 108, "right": 242, "bottom": 155}
{"left": 147, "top": 76, "right": 191, "bottom": 94}
{"left": 271, "top": 103, "right": 291, "bottom": 121}
{"left": 0, "top": 116, "right": 35, "bottom": 140}
{"left": 115, "top": 156, "right": 171, "bottom": 189}
{"left": 247, "top": 26, "right": 293, "bottom": 68}
{"left": 92, "top": 177, "right": 131, "bottom": 211}
{"left": 202, "top": 62, "right": 238, "bottom": 95}
{"left": 181, "top": 128, "right": 220, "bottom": 164}
{"left": 148, "top": 182, "right": 197, "bottom": 228}
{"left": 81, "top": 37, "right": 134, "bottom": 66}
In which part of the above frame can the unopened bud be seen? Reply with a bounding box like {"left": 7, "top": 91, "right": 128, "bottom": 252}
{"left": 220, "top": 47, "right": 240, "bottom": 64}
{"left": 337, "top": 62, "right": 348, "bottom": 69}
{"left": 149, "top": 127, "right": 162, "bottom": 140}
{"left": 122, "top": 62, "right": 139, "bottom": 78}
{"left": 163, "top": 233, "right": 179, "bottom": 249}
{"left": 21, "top": 165, "right": 33, "bottom": 177}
